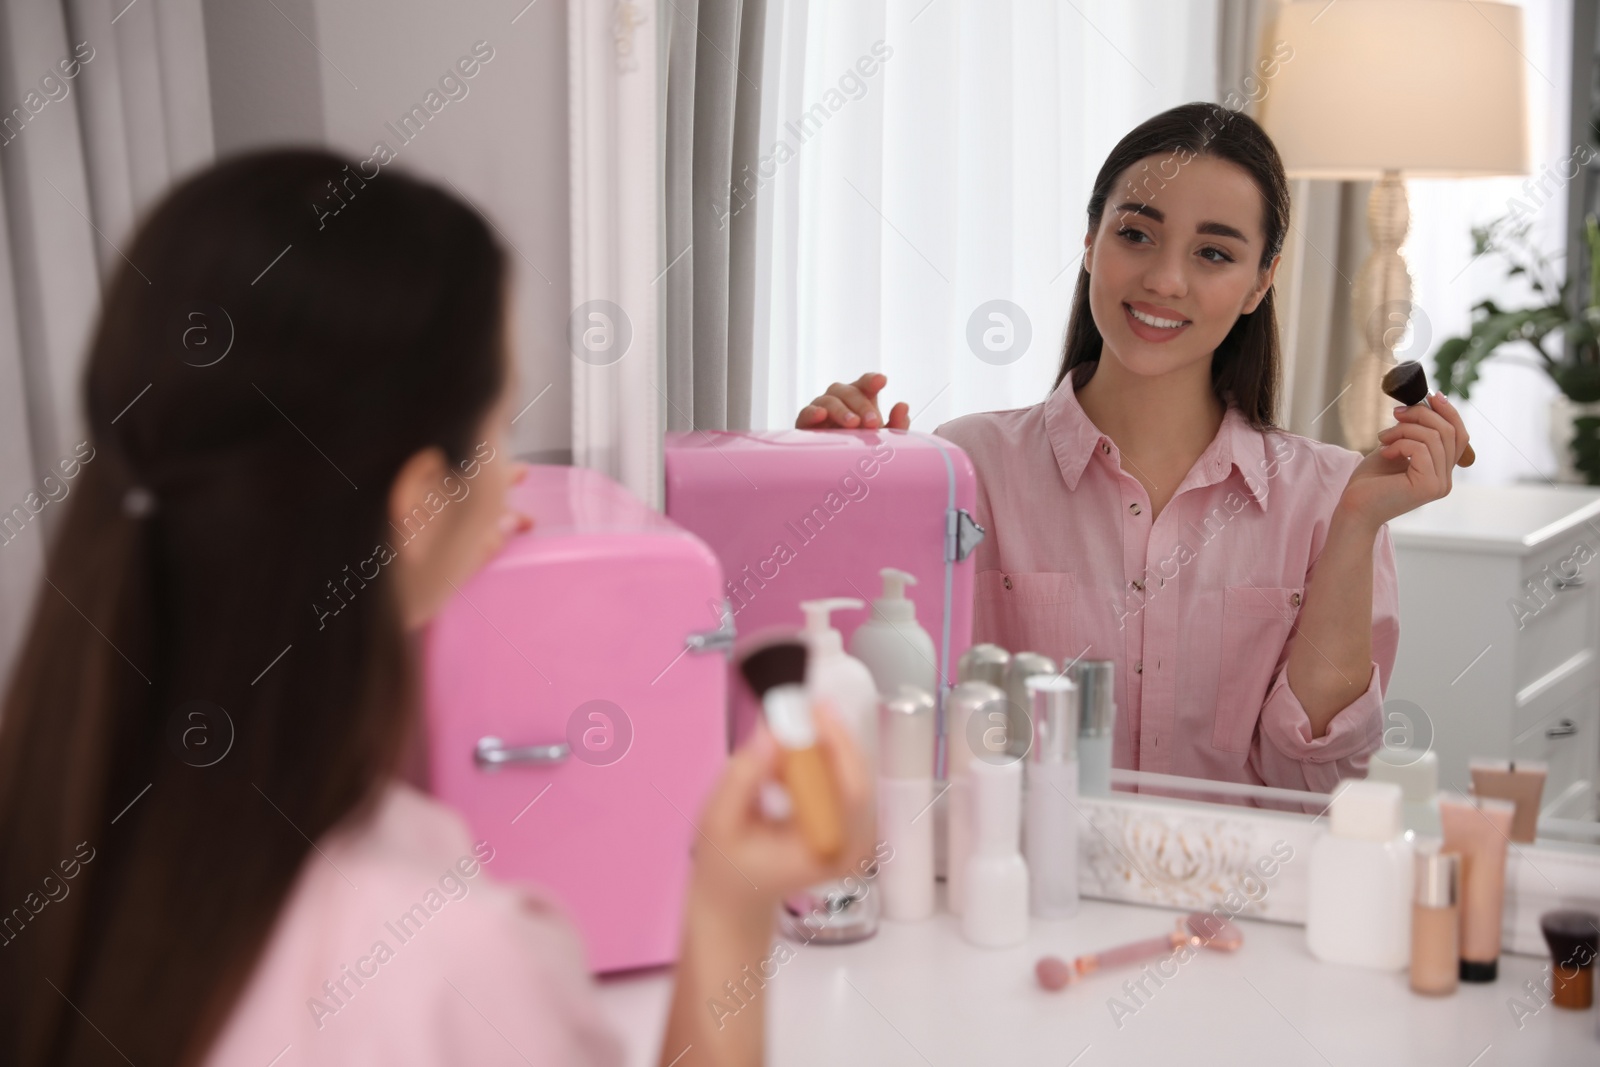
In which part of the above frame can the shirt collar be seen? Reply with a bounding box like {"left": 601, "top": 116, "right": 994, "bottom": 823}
{"left": 1041, "top": 370, "right": 1272, "bottom": 511}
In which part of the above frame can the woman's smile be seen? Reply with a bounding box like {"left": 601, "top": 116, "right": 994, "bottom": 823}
{"left": 1123, "top": 300, "right": 1192, "bottom": 342}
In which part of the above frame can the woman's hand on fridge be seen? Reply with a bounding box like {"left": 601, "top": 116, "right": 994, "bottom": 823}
{"left": 795, "top": 373, "right": 910, "bottom": 431}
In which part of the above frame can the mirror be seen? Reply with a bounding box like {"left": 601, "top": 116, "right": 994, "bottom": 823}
{"left": 663, "top": 1, "right": 1600, "bottom": 849}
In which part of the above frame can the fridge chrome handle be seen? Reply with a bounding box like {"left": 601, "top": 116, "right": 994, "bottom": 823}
{"left": 474, "top": 735, "right": 571, "bottom": 771}
{"left": 687, "top": 598, "right": 736, "bottom": 656}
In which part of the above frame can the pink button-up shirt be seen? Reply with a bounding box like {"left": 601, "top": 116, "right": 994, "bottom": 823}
{"left": 204, "top": 782, "right": 623, "bottom": 1067}
{"left": 933, "top": 373, "right": 1398, "bottom": 794}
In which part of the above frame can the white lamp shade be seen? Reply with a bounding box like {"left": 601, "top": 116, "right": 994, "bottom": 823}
{"left": 1257, "top": 0, "right": 1530, "bottom": 179}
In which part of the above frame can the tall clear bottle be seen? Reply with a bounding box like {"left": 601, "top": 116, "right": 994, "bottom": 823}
{"left": 1024, "top": 675, "right": 1080, "bottom": 918}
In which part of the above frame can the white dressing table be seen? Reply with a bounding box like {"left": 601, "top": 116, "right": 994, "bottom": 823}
{"left": 596, "top": 894, "right": 1596, "bottom": 1066}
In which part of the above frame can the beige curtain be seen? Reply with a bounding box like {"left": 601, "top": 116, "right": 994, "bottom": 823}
{"left": 1220, "top": 0, "right": 1371, "bottom": 448}
{"left": 0, "top": 0, "right": 214, "bottom": 686}
{"left": 662, "top": 0, "right": 767, "bottom": 432}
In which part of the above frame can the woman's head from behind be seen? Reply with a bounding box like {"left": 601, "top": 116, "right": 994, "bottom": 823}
{"left": 1057, "top": 101, "right": 1290, "bottom": 427}
{"left": 0, "top": 149, "right": 510, "bottom": 1064}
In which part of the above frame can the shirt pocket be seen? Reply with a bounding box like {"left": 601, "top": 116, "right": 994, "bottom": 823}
{"left": 973, "top": 570, "right": 1078, "bottom": 665}
{"left": 1211, "top": 584, "right": 1304, "bottom": 753}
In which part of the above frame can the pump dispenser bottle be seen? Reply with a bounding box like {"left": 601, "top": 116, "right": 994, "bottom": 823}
{"left": 777, "top": 598, "right": 882, "bottom": 944}
{"left": 849, "top": 568, "right": 937, "bottom": 706}
{"left": 800, "top": 598, "right": 879, "bottom": 773}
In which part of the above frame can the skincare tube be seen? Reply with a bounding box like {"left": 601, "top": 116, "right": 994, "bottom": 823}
{"left": 962, "top": 752, "right": 1028, "bottom": 948}
{"left": 1468, "top": 759, "right": 1547, "bottom": 843}
{"left": 1024, "top": 675, "right": 1080, "bottom": 919}
{"left": 879, "top": 685, "right": 936, "bottom": 921}
{"left": 1071, "top": 660, "right": 1115, "bottom": 797}
{"left": 944, "top": 681, "right": 1007, "bottom": 916}
{"left": 1438, "top": 792, "right": 1515, "bottom": 982}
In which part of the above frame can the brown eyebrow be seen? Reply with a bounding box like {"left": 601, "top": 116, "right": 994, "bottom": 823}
{"left": 1112, "top": 202, "right": 1251, "bottom": 244}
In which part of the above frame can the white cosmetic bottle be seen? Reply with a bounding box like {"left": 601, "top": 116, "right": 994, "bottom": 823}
{"left": 849, "top": 568, "right": 937, "bottom": 706}
{"left": 778, "top": 599, "right": 882, "bottom": 945}
{"left": 1305, "top": 779, "right": 1415, "bottom": 970}
{"left": 1024, "top": 675, "right": 1080, "bottom": 919}
{"left": 962, "top": 751, "right": 1029, "bottom": 947}
{"left": 937, "top": 645, "right": 1012, "bottom": 882}
{"left": 943, "top": 681, "right": 1007, "bottom": 916}
{"left": 878, "top": 685, "right": 936, "bottom": 920}
{"left": 800, "top": 598, "right": 879, "bottom": 773}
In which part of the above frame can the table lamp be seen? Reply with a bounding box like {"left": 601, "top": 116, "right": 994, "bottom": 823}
{"left": 1257, "top": 0, "right": 1530, "bottom": 449}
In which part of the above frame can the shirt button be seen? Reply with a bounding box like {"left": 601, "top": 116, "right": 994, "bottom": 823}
{"left": 1291, "top": 592, "right": 1302, "bottom": 607}
{"left": 1003, "top": 575, "right": 1013, "bottom": 590}
{"left": 1134, "top": 660, "right": 1144, "bottom": 674}
{"left": 1100, "top": 442, "right": 1111, "bottom": 454}
{"left": 1131, "top": 579, "right": 1144, "bottom": 591}
{"left": 1130, "top": 503, "right": 1142, "bottom": 515}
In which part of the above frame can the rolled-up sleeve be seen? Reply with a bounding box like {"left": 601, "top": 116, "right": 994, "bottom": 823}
{"left": 1251, "top": 522, "right": 1400, "bottom": 794}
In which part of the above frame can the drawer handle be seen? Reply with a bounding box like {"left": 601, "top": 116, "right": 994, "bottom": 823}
{"left": 1545, "top": 719, "right": 1579, "bottom": 739}
{"left": 474, "top": 736, "right": 571, "bottom": 771}
{"left": 1552, "top": 574, "right": 1586, "bottom": 592}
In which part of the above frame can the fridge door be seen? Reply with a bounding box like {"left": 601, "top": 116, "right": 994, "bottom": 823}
{"left": 424, "top": 465, "right": 727, "bottom": 973}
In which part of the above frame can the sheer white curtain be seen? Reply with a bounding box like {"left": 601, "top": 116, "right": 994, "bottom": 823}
{"left": 1405, "top": 0, "right": 1573, "bottom": 485}
{"left": 750, "top": 0, "right": 1219, "bottom": 430}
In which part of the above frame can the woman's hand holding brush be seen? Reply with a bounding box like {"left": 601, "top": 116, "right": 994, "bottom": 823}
{"left": 660, "top": 698, "right": 873, "bottom": 1067}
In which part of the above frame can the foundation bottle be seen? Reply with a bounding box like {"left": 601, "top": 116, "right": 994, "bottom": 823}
{"left": 1410, "top": 851, "right": 1460, "bottom": 996}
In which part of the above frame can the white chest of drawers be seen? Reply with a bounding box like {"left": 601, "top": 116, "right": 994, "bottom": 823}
{"left": 1386, "top": 483, "right": 1600, "bottom": 819}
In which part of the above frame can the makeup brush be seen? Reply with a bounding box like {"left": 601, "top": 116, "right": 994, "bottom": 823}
{"left": 1035, "top": 912, "right": 1244, "bottom": 991}
{"left": 737, "top": 637, "right": 843, "bottom": 861}
{"left": 1539, "top": 909, "right": 1599, "bottom": 1010}
{"left": 1381, "top": 361, "right": 1476, "bottom": 467}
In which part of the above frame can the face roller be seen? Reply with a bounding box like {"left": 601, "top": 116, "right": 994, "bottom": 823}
{"left": 1035, "top": 912, "right": 1245, "bottom": 991}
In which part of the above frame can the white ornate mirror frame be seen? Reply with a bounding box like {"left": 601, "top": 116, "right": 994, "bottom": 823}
{"left": 1080, "top": 770, "right": 1600, "bottom": 956}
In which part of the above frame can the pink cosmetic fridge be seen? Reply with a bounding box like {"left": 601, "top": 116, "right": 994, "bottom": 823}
{"left": 663, "top": 429, "right": 983, "bottom": 768}
{"left": 422, "top": 464, "right": 732, "bottom": 974}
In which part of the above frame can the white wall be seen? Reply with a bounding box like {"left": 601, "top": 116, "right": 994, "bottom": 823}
{"left": 1405, "top": 0, "right": 1574, "bottom": 486}
{"left": 202, "top": 0, "right": 573, "bottom": 463}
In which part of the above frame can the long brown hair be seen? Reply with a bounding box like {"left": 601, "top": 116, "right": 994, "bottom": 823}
{"left": 0, "top": 150, "right": 507, "bottom": 1065}
{"left": 1054, "top": 101, "right": 1290, "bottom": 428}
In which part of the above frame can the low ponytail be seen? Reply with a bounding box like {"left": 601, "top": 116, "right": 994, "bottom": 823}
{"left": 0, "top": 150, "right": 508, "bottom": 1066}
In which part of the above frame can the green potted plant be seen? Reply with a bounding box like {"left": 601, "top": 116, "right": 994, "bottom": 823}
{"left": 1434, "top": 212, "right": 1600, "bottom": 484}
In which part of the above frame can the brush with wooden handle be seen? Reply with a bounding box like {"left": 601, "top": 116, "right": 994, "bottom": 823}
{"left": 737, "top": 638, "right": 843, "bottom": 861}
{"left": 1381, "top": 361, "right": 1475, "bottom": 467}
